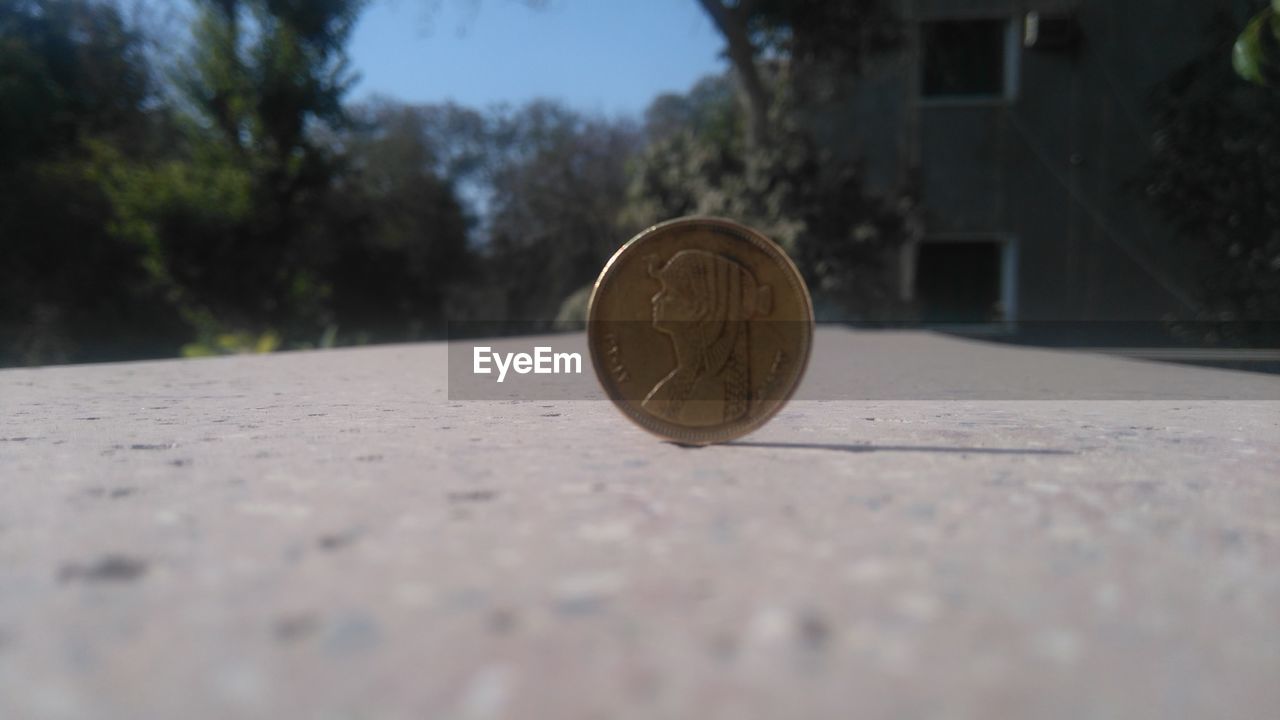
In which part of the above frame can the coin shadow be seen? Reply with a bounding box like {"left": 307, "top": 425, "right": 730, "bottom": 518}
{"left": 678, "top": 441, "right": 1074, "bottom": 456}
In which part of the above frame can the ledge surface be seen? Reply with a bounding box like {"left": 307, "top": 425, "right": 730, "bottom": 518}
{"left": 2, "top": 329, "right": 1278, "bottom": 719}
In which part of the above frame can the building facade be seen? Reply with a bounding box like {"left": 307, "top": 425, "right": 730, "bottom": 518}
{"left": 810, "top": 0, "right": 1240, "bottom": 331}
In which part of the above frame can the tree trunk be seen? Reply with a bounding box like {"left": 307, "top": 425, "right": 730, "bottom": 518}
{"left": 695, "top": 0, "right": 771, "bottom": 147}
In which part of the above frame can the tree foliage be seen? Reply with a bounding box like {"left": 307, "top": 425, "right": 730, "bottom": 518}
{"left": 694, "top": 0, "right": 900, "bottom": 146}
{"left": 0, "top": 0, "right": 921, "bottom": 365}
{"left": 338, "top": 99, "right": 639, "bottom": 329}
{"left": 1145, "top": 6, "right": 1280, "bottom": 343}
{"left": 483, "top": 102, "right": 640, "bottom": 325}
{"left": 0, "top": 0, "right": 183, "bottom": 365}
{"left": 95, "top": 0, "right": 422, "bottom": 352}
{"left": 0, "top": 0, "right": 489, "bottom": 364}
{"left": 624, "top": 76, "right": 918, "bottom": 320}
{"left": 334, "top": 102, "right": 473, "bottom": 339}
{"left": 626, "top": 0, "right": 916, "bottom": 320}
{"left": 1233, "top": 0, "right": 1280, "bottom": 86}
{"left": 159, "top": 0, "right": 364, "bottom": 339}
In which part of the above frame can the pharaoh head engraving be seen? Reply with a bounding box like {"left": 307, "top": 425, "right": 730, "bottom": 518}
{"left": 643, "top": 250, "right": 772, "bottom": 425}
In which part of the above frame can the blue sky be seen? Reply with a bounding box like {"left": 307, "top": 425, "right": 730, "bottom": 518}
{"left": 346, "top": 0, "right": 727, "bottom": 117}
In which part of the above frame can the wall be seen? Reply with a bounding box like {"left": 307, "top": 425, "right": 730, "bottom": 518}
{"left": 807, "top": 0, "right": 1238, "bottom": 327}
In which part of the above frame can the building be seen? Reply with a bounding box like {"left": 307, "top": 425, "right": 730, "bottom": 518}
{"left": 810, "top": 0, "right": 1239, "bottom": 336}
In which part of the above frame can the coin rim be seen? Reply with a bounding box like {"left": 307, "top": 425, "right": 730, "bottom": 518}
{"left": 587, "top": 216, "right": 814, "bottom": 445}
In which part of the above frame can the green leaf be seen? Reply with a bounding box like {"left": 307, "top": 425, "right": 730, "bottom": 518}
{"left": 1234, "top": 8, "right": 1280, "bottom": 86}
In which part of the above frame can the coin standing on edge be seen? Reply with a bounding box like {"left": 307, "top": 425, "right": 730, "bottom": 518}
{"left": 587, "top": 217, "right": 814, "bottom": 445}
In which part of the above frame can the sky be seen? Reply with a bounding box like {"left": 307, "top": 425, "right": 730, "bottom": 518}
{"left": 346, "top": 0, "right": 728, "bottom": 117}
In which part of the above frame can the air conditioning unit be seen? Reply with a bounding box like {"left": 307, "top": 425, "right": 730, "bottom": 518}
{"left": 1024, "top": 11, "right": 1080, "bottom": 50}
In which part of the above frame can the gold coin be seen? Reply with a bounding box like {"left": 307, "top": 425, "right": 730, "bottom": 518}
{"left": 586, "top": 217, "right": 814, "bottom": 445}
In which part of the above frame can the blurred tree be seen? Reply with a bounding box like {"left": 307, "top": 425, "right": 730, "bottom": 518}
{"left": 1144, "top": 5, "right": 1280, "bottom": 344}
{"left": 390, "top": 102, "right": 492, "bottom": 188}
{"left": 620, "top": 1, "right": 919, "bottom": 321}
{"left": 642, "top": 75, "right": 738, "bottom": 145}
{"left": 0, "top": 0, "right": 185, "bottom": 365}
{"left": 694, "top": 0, "right": 900, "bottom": 146}
{"left": 0, "top": 0, "right": 156, "bottom": 166}
{"left": 483, "top": 102, "right": 640, "bottom": 325}
{"left": 625, "top": 0, "right": 916, "bottom": 320}
{"left": 1233, "top": 0, "right": 1280, "bottom": 86}
{"left": 340, "top": 98, "right": 637, "bottom": 329}
{"left": 623, "top": 76, "right": 918, "bottom": 320}
{"left": 332, "top": 102, "right": 474, "bottom": 340}
{"left": 99, "top": 0, "right": 370, "bottom": 351}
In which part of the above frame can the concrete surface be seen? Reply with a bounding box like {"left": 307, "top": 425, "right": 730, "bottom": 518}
{"left": 1, "top": 328, "right": 1278, "bottom": 719}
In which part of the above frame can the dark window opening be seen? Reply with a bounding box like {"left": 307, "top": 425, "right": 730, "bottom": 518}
{"left": 921, "top": 19, "right": 1007, "bottom": 97}
{"left": 916, "top": 241, "right": 1004, "bottom": 322}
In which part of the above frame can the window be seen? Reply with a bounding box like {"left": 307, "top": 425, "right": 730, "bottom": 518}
{"left": 921, "top": 19, "right": 1009, "bottom": 98}
{"left": 915, "top": 240, "right": 1007, "bottom": 323}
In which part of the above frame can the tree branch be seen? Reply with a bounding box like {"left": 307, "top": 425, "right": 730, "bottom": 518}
{"left": 696, "top": 0, "right": 772, "bottom": 146}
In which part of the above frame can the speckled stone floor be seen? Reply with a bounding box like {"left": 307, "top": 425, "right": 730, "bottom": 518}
{"left": 1, "top": 329, "right": 1278, "bottom": 719}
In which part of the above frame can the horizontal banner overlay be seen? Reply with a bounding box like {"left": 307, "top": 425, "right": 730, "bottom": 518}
{"left": 446, "top": 322, "right": 1280, "bottom": 401}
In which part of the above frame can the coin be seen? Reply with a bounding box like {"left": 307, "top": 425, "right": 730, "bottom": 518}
{"left": 587, "top": 217, "right": 814, "bottom": 445}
